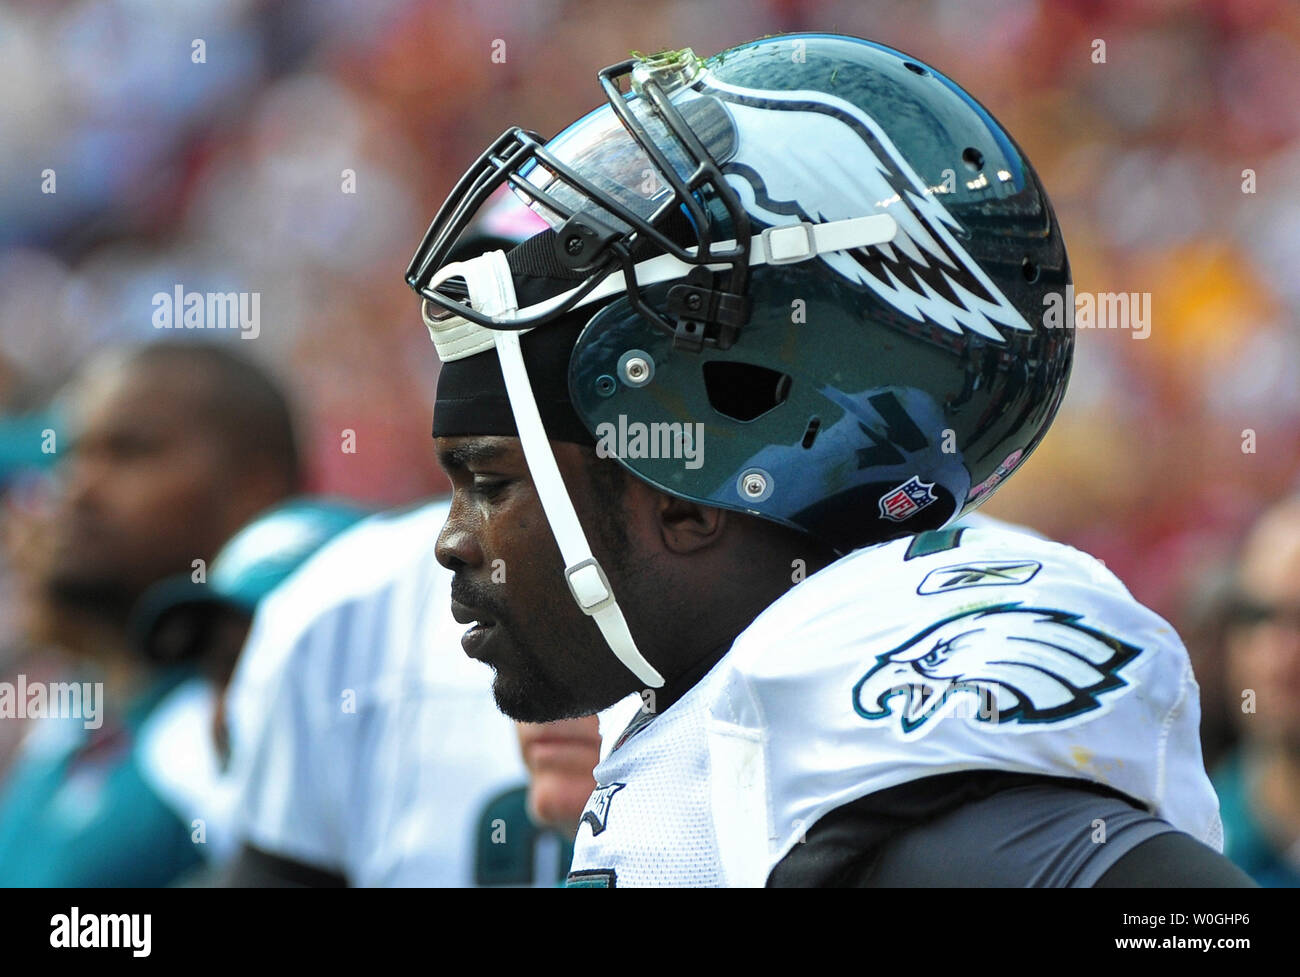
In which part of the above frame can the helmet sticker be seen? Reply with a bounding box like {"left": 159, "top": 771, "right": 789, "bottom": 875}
{"left": 967, "top": 447, "right": 1025, "bottom": 502}
{"left": 700, "top": 76, "right": 1034, "bottom": 344}
{"left": 878, "top": 476, "right": 938, "bottom": 522}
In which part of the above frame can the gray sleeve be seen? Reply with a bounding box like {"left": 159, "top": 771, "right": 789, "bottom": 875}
{"left": 864, "top": 781, "right": 1178, "bottom": 887}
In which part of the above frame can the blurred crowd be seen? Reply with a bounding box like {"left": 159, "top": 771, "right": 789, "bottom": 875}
{"left": 0, "top": 0, "right": 1297, "bottom": 886}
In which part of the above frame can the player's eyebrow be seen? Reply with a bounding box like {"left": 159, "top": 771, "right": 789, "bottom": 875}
{"left": 437, "top": 440, "right": 511, "bottom": 472}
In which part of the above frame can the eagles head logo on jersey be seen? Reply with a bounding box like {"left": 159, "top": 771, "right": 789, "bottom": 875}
{"left": 853, "top": 603, "right": 1143, "bottom": 735}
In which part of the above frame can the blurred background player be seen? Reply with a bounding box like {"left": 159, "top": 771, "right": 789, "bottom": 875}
{"left": 129, "top": 497, "right": 366, "bottom": 880}
{"left": 473, "top": 718, "right": 602, "bottom": 885}
{"left": 221, "top": 496, "right": 592, "bottom": 886}
{"left": 516, "top": 717, "right": 603, "bottom": 838}
{"left": 1214, "top": 494, "right": 1300, "bottom": 886}
{"left": 0, "top": 341, "right": 300, "bottom": 886}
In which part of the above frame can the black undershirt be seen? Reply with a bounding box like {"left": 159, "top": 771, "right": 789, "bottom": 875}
{"left": 767, "top": 770, "right": 1255, "bottom": 888}
{"left": 222, "top": 844, "right": 348, "bottom": 888}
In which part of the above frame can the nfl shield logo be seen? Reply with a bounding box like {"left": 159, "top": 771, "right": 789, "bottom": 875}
{"left": 878, "top": 476, "right": 937, "bottom": 522}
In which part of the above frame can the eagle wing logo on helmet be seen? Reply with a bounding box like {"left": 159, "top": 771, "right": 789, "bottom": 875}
{"left": 700, "top": 78, "right": 1033, "bottom": 344}
{"left": 852, "top": 602, "right": 1143, "bottom": 735}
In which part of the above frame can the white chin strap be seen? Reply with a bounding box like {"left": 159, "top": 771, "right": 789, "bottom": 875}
{"left": 497, "top": 331, "right": 665, "bottom": 688}
{"left": 451, "top": 249, "right": 665, "bottom": 688}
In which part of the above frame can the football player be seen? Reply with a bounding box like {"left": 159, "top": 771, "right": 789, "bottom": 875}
{"left": 404, "top": 35, "right": 1254, "bottom": 886}
{"left": 0, "top": 342, "right": 300, "bottom": 886}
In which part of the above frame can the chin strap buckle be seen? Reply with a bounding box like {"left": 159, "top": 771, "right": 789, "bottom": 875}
{"left": 564, "top": 558, "right": 616, "bottom": 616}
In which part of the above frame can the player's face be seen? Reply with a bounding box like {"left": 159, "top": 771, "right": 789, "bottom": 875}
{"left": 516, "top": 716, "right": 601, "bottom": 835}
{"left": 47, "top": 361, "right": 236, "bottom": 610}
{"left": 1227, "top": 520, "right": 1300, "bottom": 746}
{"left": 434, "top": 435, "right": 644, "bottom": 722}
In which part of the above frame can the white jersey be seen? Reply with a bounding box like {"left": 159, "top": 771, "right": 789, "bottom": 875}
{"left": 225, "top": 500, "right": 528, "bottom": 886}
{"left": 137, "top": 676, "right": 240, "bottom": 865}
{"left": 570, "top": 524, "right": 1222, "bottom": 887}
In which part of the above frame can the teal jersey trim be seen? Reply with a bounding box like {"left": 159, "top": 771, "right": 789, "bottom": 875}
{"left": 473, "top": 784, "right": 576, "bottom": 887}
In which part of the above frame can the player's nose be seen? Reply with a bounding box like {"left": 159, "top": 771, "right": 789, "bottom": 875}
{"left": 435, "top": 506, "right": 483, "bottom": 573}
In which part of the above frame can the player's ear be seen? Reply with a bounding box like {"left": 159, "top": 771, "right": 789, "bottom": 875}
{"left": 652, "top": 489, "right": 727, "bottom": 555}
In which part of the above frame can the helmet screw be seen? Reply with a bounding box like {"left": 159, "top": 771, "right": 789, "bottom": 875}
{"left": 685, "top": 292, "right": 703, "bottom": 312}
{"left": 616, "top": 349, "right": 654, "bottom": 388}
{"left": 736, "top": 467, "right": 774, "bottom": 503}
{"left": 623, "top": 357, "right": 649, "bottom": 383}
{"left": 565, "top": 235, "right": 584, "bottom": 256}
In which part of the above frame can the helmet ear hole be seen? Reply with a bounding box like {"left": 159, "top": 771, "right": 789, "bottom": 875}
{"left": 703, "top": 361, "right": 791, "bottom": 422}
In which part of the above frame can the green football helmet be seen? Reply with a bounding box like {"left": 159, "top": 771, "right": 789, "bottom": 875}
{"left": 406, "top": 33, "right": 1073, "bottom": 686}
